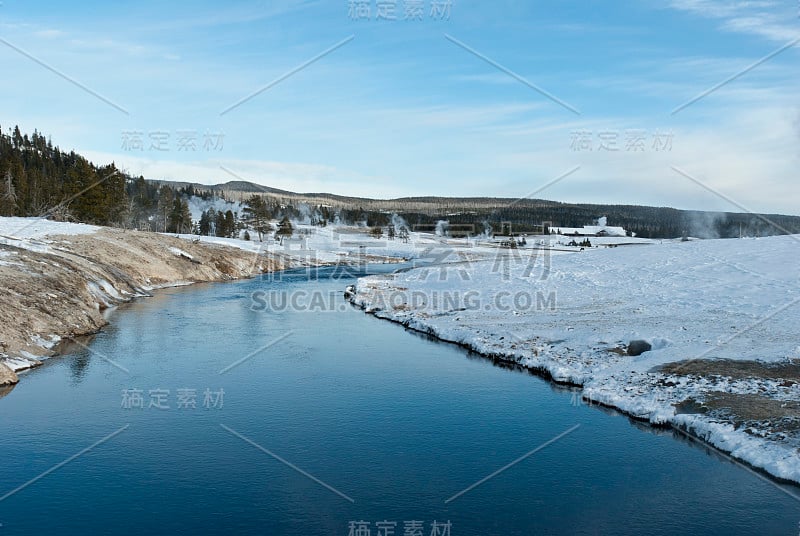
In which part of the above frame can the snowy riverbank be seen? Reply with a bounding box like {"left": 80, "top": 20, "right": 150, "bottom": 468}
{"left": 0, "top": 217, "right": 306, "bottom": 377}
{"left": 350, "top": 235, "right": 800, "bottom": 484}
{"left": 0, "top": 216, "right": 462, "bottom": 381}
{"left": 0, "top": 217, "right": 420, "bottom": 380}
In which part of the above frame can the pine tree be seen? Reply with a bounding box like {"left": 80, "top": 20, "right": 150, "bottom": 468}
{"left": 224, "top": 210, "right": 235, "bottom": 238}
{"left": 243, "top": 195, "right": 272, "bottom": 241}
{"left": 0, "top": 170, "right": 18, "bottom": 216}
{"left": 275, "top": 216, "right": 293, "bottom": 239}
{"left": 214, "top": 210, "right": 226, "bottom": 237}
{"left": 65, "top": 158, "right": 103, "bottom": 223}
{"left": 167, "top": 198, "right": 192, "bottom": 233}
{"left": 157, "top": 186, "right": 174, "bottom": 232}
{"left": 199, "top": 209, "right": 212, "bottom": 236}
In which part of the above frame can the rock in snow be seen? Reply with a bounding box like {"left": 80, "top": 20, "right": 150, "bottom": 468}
{"left": 627, "top": 340, "right": 652, "bottom": 356}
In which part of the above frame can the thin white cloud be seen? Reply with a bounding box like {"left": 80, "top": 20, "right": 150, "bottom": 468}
{"left": 6, "top": 21, "right": 178, "bottom": 62}
{"left": 666, "top": 0, "right": 799, "bottom": 42}
{"left": 139, "top": 0, "right": 323, "bottom": 33}
{"left": 33, "top": 29, "right": 65, "bottom": 39}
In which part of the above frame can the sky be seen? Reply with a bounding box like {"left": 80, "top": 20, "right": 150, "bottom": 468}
{"left": 0, "top": 0, "right": 798, "bottom": 214}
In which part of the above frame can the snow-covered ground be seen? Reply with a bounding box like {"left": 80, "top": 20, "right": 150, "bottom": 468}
{"left": 171, "top": 224, "right": 505, "bottom": 264}
{"left": 0, "top": 216, "right": 100, "bottom": 240}
{"left": 351, "top": 235, "right": 800, "bottom": 483}
{"left": 0, "top": 217, "right": 100, "bottom": 255}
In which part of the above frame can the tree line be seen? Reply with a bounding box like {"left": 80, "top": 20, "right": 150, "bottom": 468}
{"left": 3, "top": 125, "right": 799, "bottom": 240}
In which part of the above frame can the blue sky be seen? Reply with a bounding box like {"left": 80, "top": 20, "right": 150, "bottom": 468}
{"left": 1, "top": 0, "right": 798, "bottom": 214}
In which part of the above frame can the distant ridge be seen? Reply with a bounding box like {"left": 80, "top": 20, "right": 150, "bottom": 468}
{"left": 148, "top": 178, "right": 800, "bottom": 239}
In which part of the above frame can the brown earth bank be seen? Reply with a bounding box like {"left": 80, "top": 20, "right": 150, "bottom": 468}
{"left": 0, "top": 362, "right": 17, "bottom": 386}
{"left": 667, "top": 359, "right": 800, "bottom": 438}
{"left": 0, "top": 229, "right": 303, "bottom": 379}
{"left": 660, "top": 359, "right": 800, "bottom": 383}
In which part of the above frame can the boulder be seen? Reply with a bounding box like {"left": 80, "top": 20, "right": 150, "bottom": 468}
{"left": 627, "top": 340, "right": 652, "bottom": 357}
{"left": 344, "top": 285, "right": 356, "bottom": 299}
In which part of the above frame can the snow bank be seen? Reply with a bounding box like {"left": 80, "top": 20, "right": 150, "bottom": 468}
{"left": 0, "top": 216, "right": 100, "bottom": 240}
{"left": 351, "top": 235, "right": 800, "bottom": 483}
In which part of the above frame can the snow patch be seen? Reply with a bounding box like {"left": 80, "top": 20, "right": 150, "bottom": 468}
{"left": 0, "top": 216, "right": 100, "bottom": 239}
{"left": 169, "top": 246, "right": 194, "bottom": 260}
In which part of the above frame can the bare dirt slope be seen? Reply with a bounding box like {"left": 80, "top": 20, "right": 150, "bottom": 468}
{"left": 0, "top": 228, "right": 288, "bottom": 379}
{"left": 0, "top": 363, "right": 16, "bottom": 386}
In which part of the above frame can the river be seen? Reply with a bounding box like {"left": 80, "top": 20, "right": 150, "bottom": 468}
{"left": 1, "top": 265, "right": 798, "bottom": 535}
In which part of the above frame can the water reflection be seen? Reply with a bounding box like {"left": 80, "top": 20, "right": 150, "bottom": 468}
{"left": 0, "top": 383, "right": 16, "bottom": 400}
{"left": 55, "top": 334, "right": 98, "bottom": 384}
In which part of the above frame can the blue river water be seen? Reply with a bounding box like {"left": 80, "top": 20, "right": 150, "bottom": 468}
{"left": 1, "top": 265, "right": 799, "bottom": 535}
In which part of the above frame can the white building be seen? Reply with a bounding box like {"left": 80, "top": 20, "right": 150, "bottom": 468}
{"left": 552, "top": 217, "right": 628, "bottom": 237}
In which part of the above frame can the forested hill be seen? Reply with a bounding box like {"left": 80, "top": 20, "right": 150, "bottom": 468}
{"left": 153, "top": 180, "right": 800, "bottom": 239}
{"left": 2, "top": 125, "right": 800, "bottom": 239}
{"left": 0, "top": 125, "right": 192, "bottom": 232}
{"left": 0, "top": 125, "right": 128, "bottom": 225}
